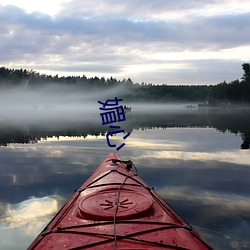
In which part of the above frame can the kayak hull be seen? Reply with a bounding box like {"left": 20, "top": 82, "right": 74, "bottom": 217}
{"left": 28, "top": 152, "right": 212, "bottom": 249}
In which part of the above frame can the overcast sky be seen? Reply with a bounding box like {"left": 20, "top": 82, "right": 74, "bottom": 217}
{"left": 0, "top": 0, "right": 250, "bottom": 85}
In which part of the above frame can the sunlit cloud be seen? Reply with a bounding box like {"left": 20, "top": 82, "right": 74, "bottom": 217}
{"left": 152, "top": 46, "right": 250, "bottom": 62}
{"left": 0, "top": 0, "right": 66, "bottom": 16}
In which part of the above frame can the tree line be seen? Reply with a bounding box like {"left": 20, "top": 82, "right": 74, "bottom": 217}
{"left": 208, "top": 63, "right": 250, "bottom": 105}
{"left": 0, "top": 63, "right": 249, "bottom": 104}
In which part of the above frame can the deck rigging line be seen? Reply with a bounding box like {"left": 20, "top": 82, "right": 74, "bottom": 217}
{"left": 112, "top": 160, "right": 137, "bottom": 249}
{"left": 35, "top": 159, "right": 212, "bottom": 250}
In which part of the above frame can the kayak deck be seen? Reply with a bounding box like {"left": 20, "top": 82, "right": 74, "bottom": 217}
{"left": 28, "top": 152, "right": 213, "bottom": 249}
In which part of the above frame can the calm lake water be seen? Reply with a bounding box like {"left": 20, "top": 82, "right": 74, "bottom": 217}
{"left": 0, "top": 104, "right": 250, "bottom": 249}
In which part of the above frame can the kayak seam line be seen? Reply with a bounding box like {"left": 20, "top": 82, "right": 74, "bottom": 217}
{"left": 56, "top": 220, "right": 181, "bottom": 230}
{"left": 81, "top": 183, "right": 142, "bottom": 189}
{"left": 55, "top": 225, "right": 191, "bottom": 235}
{"left": 55, "top": 225, "right": 191, "bottom": 250}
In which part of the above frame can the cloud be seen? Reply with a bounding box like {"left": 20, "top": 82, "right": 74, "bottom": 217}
{"left": 58, "top": 0, "right": 243, "bottom": 19}
{"left": 0, "top": 1, "right": 250, "bottom": 84}
{"left": 12, "top": 6, "right": 248, "bottom": 49}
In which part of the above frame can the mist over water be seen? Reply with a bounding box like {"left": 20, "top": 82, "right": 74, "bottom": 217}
{"left": 0, "top": 84, "right": 197, "bottom": 124}
{"left": 0, "top": 85, "right": 97, "bottom": 121}
{"left": 0, "top": 84, "right": 249, "bottom": 150}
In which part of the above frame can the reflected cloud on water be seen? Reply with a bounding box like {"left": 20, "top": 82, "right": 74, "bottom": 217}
{"left": 152, "top": 150, "right": 250, "bottom": 166}
{"left": 0, "top": 196, "right": 62, "bottom": 250}
{"left": 0, "top": 196, "right": 59, "bottom": 228}
{"left": 0, "top": 108, "right": 250, "bottom": 249}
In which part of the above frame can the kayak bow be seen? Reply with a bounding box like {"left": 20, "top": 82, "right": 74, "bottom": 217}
{"left": 28, "top": 152, "right": 213, "bottom": 249}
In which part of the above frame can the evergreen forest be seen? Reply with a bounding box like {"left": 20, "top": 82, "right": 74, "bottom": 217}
{"left": 0, "top": 63, "right": 250, "bottom": 105}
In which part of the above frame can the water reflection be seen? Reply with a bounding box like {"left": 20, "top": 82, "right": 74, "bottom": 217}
{"left": 0, "top": 196, "right": 62, "bottom": 250}
{"left": 0, "top": 107, "right": 250, "bottom": 149}
{"left": 1, "top": 196, "right": 59, "bottom": 228}
{"left": 0, "top": 108, "right": 250, "bottom": 249}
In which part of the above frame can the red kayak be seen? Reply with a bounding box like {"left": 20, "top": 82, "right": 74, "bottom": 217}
{"left": 28, "top": 152, "right": 213, "bottom": 249}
